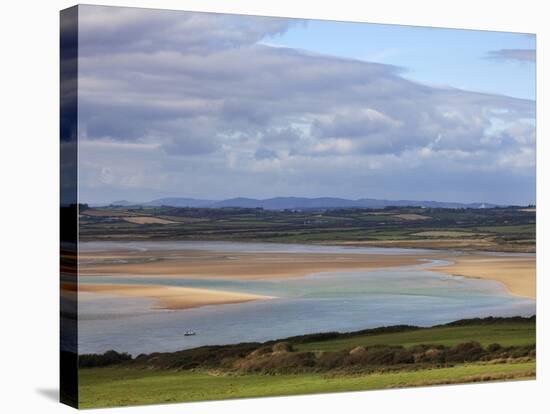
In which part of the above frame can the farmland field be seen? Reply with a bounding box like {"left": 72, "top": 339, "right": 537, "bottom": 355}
{"left": 78, "top": 205, "right": 535, "bottom": 253}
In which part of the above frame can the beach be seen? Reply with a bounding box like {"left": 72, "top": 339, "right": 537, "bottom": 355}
{"left": 78, "top": 244, "right": 535, "bottom": 311}
{"left": 77, "top": 241, "right": 535, "bottom": 354}
{"left": 79, "top": 249, "right": 440, "bottom": 279}
{"left": 79, "top": 284, "right": 274, "bottom": 310}
{"left": 431, "top": 254, "right": 535, "bottom": 299}
{"left": 79, "top": 249, "right": 436, "bottom": 310}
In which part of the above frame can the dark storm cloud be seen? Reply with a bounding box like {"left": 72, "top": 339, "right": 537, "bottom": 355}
{"left": 486, "top": 49, "right": 536, "bottom": 62}
{"left": 76, "top": 6, "right": 535, "bottom": 205}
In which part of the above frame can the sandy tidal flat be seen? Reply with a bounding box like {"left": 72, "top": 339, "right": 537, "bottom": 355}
{"left": 80, "top": 250, "right": 436, "bottom": 280}
{"left": 79, "top": 284, "right": 274, "bottom": 310}
{"left": 80, "top": 249, "right": 443, "bottom": 310}
{"left": 431, "top": 255, "right": 535, "bottom": 299}
{"left": 79, "top": 246, "right": 535, "bottom": 311}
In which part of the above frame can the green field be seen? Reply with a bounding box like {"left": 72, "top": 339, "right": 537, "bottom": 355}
{"left": 295, "top": 322, "right": 536, "bottom": 352}
{"left": 78, "top": 318, "right": 536, "bottom": 408}
{"left": 79, "top": 361, "right": 535, "bottom": 408}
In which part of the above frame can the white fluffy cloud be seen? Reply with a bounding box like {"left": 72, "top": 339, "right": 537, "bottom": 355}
{"left": 74, "top": 6, "right": 536, "bottom": 204}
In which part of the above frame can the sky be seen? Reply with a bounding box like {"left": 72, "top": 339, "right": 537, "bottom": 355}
{"left": 74, "top": 6, "right": 536, "bottom": 205}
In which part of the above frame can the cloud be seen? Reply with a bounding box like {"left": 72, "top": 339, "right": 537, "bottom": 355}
{"left": 254, "top": 147, "right": 279, "bottom": 160}
{"left": 76, "top": 5, "right": 296, "bottom": 55}
{"left": 75, "top": 5, "right": 536, "bottom": 205}
{"left": 486, "top": 49, "right": 536, "bottom": 63}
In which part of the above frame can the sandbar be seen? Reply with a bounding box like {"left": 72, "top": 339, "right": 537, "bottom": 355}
{"left": 79, "top": 247, "right": 536, "bottom": 300}
{"left": 79, "top": 249, "right": 439, "bottom": 280}
{"left": 432, "top": 255, "right": 535, "bottom": 299}
{"left": 79, "top": 283, "right": 274, "bottom": 310}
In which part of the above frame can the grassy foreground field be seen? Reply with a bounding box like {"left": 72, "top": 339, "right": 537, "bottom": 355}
{"left": 79, "top": 361, "right": 535, "bottom": 408}
{"left": 78, "top": 317, "right": 535, "bottom": 408}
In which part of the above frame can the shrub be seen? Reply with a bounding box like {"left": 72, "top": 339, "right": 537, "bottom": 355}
{"left": 363, "top": 346, "right": 403, "bottom": 365}
{"left": 247, "top": 346, "right": 273, "bottom": 358}
{"left": 414, "top": 348, "right": 444, "bottom": 364}
{"left": 235, "top": 351, "right": 316, "bottom": 373}
{"left": 393, "top": 349, "right": 415, "bottom": 364}
{"left": 79, "top": 350, "right": 132, "bottom": 368}
{"left": 349, "top": 346, "right": 367, "bottom": 356}
{"left": 486, "top": 343, "right": 502, "bottom": 353}
{"left": 317, "top": 350, "right": 348, "bottom": 370}
{"left": 272, "top": 342, "right": 293, "bottom": 353}
{"left": 446, "top": 342, "right": 484, "bottom": 363}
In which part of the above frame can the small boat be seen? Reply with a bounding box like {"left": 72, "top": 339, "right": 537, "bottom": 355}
{"left": 184, "top": 330, "right": 196, "bottom": 336}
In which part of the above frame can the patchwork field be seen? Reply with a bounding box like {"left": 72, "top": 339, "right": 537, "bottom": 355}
{"left": 122, "top": 217, "right": 177, "bottom": 225}
{"left": 78, "top": 205, "right": 535, "bottom": 253}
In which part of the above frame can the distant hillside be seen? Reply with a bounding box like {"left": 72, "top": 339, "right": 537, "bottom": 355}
{"left": 109, "top": 196, "right": 500, "bottom": 210}
{"left": 110, "top": 200, "right": 138, "bottom": 207}
{"left": 144, "top": 198, "right": 215, "bottom": 208}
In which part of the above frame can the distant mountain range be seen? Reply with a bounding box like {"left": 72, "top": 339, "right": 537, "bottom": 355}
{"left": 108, "top": 197, "right": 500, "bottom": 210}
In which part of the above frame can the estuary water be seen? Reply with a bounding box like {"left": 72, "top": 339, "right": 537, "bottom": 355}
{"left": 78, "top": 241, "right": 535, "bottom": 355}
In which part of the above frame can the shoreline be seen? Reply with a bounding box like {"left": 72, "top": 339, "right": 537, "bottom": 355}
{"left": 79, "top": 249, "right": 442, "bottom": 280}
{"left": 78, "top": 243, "right": 535, "bottom": 308}
{"left": 79, "top": 238, "right": 536, "bottom": 254}
{"left": 79, "top": 283, "right": 274, "bottom": 310}
{"left": 431, "top": 255, "right": 535, "bottom": 299}
{"left": 77, "top": 314, "right": 536, "bottom": 358}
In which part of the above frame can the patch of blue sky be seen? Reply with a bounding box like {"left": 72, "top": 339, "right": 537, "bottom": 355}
{"left": 263, "top": 19, "right": 535, "bottom": 100}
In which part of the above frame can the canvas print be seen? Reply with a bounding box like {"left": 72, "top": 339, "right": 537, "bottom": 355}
{"left": 60, "top": 4, "right": 536, "bottom": 409}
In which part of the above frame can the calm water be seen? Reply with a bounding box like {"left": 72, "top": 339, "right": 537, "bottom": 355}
{"left": 78, "top": 241, "right": 535, "bottom": 355}
{"left": 79, "top": 240, "right": 436, "bottom": 256}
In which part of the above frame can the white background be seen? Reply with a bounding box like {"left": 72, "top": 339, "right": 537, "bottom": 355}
{"left": 0, "top": 0, "right": 547, "bottom": 412}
